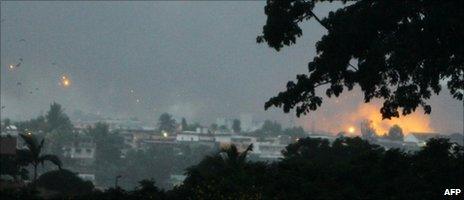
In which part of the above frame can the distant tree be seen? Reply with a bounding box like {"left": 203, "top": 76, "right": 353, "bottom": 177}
{"left": 17, "top": 134, "right": 62, "bottom": 183}
{"left": 87, "top": 123, "right": 124, "bottom": 187}
{"left": 232, "top": 119, "right": 241, "bottom": 133}
{"left": 157, "top": 113, "right": 176, "bottom": 133}
{"left": 181, "top": 118, "right": 188, "bottom": 131}
{"left": 186, "top": 122, "right": 201, "bottom": 132}
{"left": 121, "top": 146, "right": 174, "bottom": 189}
{"left": 258, "top": 0, "right": 463, "bottom": 119}
{"left": 258, "top": 120, "right": 282, "bottom": 136}
{"left": 130, "top": 179, "right": 165, "bottom": 200}
{"left": 88, "top": 123, "right": 123, "bottom": 163}
{"left": 336, "top": 131, "right": 346, "bottom": 138}
{"left": 36, "top": 169, "right": 94, "bottom": 197}
{"left": 360, "top": 120, "right": 377, "bottom": 142}
{"left": 386, "top": 125, "right": 404, "bottom": 141}
{"left": 45, "top": 102, "right": 73, "bottom": 133}
{"left": 14, "top": 116, "right": 48, "bottom": 133}
{"left": 177, "top": 144, "right": 266, "bottom": 199}
{"left": 219, "top": 125, "right": 229, "bottom": 132}
{"left": 283, "top": 126, "right": 306, "bottom": 137}
{"left": 209, "top": 123, "right": 218, "bottom": 134}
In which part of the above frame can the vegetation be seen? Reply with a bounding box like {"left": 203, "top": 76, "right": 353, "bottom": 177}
{"left": 17, "top": 134, "right": 62, "bottom": 183}
{"left": 2, "top": 135, "right": 463, "bottom": 199}
{"left": 232, "top": 119, "right": 241, "bottom": 133}
{"left": 258, "top": 0, "right": 463, "bottom": 119}
{"left": 386, "top": 124, "right": 404, "bottom": 141}
{"left": 158, "top": 113, "right": 177, "bottom": 133}
{"left": 36, "top": 169, "right": 94, "bottom": 197}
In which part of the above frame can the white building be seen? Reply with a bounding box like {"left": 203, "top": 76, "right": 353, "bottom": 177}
{"left": 252, "top": 142, "right": 286, "bottom": 159}
{"left": 176, "top": 131, "right": 200, "bottom": 142}
{"left": 62, "top": 138, "right": 96, "bottom": 166}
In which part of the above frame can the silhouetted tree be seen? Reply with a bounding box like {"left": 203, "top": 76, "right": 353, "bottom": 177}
{"left": 283, "top": 126, "right": 306, "bottom": 137}
{"left": 176, "top": 144, "right": 267, "bottom": 200}
{"left": 130, "top": 179, "right": 165, "bottom": 200}
{"left": 232, "top": 119, "right": 241, "bottom": 133}
{"left": 386, "top": 125, "right": 404, "bottom": 141}
{"left": 210, "top": 123, "right": 218, "bottom": 134}
{"left": 361, "top": 120, "right": 377, "bottom": 142}
{"left": 36, "top": 169, "right": 94, "bottom": 197}
{"left": 259, "top": 0, "right": 463, "bottom": 119}
{"left": 157, "top": 113, "right": 176, "bottom": 133}
{"left": 256, "top": 120, "right": 282, "bottom": 136}
{"left": 45, "top": 102, "right": 72, "bottom": 133}
{"left": 87, "top": 123, "right": 124, "bottom": 188}
{"left": 17, "top": 134, "right": 62, "bottom": 183}
{"left": 181, "top": 118, "right": 188, "bottom": 131}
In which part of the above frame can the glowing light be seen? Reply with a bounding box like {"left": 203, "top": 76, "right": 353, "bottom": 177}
{"left": 136, "top": 99, "right": 140, "bottom": 103}
{"left": 8, "top": 65, "right": 15, "bottom": 70}
{"left": 60, "top": 75, "right": 71, "bottom": 87}
{"left": 27, "top": 132, "right": 32, "bottom": 135}
{"left": 162, "top": 132, "right": 168, "bottom": 138}
{"left": 63, "top": 79, "right": 70, "bottom": 86}
{"left": 348, "top": 126, "right": 355, "bottom": 134}
{"left": 130, "top": 89, "right": 134, "bottom": 93}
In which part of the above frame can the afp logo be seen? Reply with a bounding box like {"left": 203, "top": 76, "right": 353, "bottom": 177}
{"left": 444, "top": 189, "right": 461, "bottom": 196}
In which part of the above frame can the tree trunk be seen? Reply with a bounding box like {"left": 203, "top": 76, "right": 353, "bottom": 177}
{"left": 33, "top": 164, "right": 38, "bottom": 183}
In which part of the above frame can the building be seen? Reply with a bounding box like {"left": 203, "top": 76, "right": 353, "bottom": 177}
{"left": 252, "top": 141, "right": 286, "bottom": 160}
{"left": 0, "top": 137, "right": 17, "bottom": 156}
{"left": 62, "top": 136, "right": 96, "bottom": 166}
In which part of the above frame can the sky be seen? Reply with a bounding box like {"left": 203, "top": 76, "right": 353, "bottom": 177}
{"left": 1, "top": 1, "right": 462, "bottom": 134}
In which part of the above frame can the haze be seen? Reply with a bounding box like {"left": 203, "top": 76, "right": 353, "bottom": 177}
{"left": 1, "top": 1, "right": 462, "bottom": 134}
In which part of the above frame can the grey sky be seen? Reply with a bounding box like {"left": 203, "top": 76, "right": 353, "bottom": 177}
{"left": 1, "top": 1, "right": 462, "bottom": 134}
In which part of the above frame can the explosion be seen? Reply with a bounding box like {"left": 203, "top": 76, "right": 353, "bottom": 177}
{"left": 348, "top": 103, "right": 434, "bottom": 136}
{"left": 298, "top": 99, "right": 435, "bottom": 136}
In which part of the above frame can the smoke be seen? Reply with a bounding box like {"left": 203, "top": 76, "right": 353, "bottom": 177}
{"left": 296, "top": 89, "right": 434, "bottom": 136}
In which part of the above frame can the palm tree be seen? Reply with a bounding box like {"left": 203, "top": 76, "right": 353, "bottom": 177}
{"left": 18, "top": 133, "right": 62, "bottom": 183}
{"left": 219, "top": 144, "right": 253, "bottom": 169}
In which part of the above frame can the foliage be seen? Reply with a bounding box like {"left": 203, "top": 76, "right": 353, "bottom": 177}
{"left": 181, "top": 118, "right": 188, "bottom": 131}
{"left": 86, "top": 123, "right": 124, "bottom": 187}
{"left": 120, "top": 146, "right": 174, "bottom": 189}
{"left": 232, "top": 119, "right": 241, "bottom": 133}
{"left": 36, "top": 169, "right": 94, "bottom": 197}
{"left": 209, "top": 123, "right": 218, "bottom": 133}
{"left": 386, "top": 124, "right": 404, "bottom": 141}
{"left": 130, "top": 179, "right": 165, "bottom": 200}
{"left": 0, "top": 154, "right": 29, "bottom": 181}
{"left": 259, "top": 0, "right": 463, "bottom": 119}
{"left": 158, "top": 113, "right": 177, "bottom": 133}
{"left": 254, "top": 120, "right": 282, "bottom": 136}
{"left": 2, "top": 137, "right": 463, "bottom": 200}
{"left": 45, "top": 102, "right": 73, "bottom": 133}
{"left": 283, "top": 126, "right": 307, "bottom": 138}
{"left": 18, "top": 134, "right": 62, "bottom": 182}
{"left": 174, "top": 144, "right": 268, "bottom": 200}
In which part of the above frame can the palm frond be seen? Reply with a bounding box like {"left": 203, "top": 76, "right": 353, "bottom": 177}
{"left": 19, "top": 134, "right": 39, "bottom": 152}
{"left": 239, "top": 144, "right": 253, "bottom": 162}
{"left": 39, "top": 154, "right": 62, "bottom": 169}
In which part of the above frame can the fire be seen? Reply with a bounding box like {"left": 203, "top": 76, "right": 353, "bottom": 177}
{"left": 298, "top": 100, "right": 434, "bottom": 136}
{"left": 348, "top": 103, "right": 434, "bottom": 136}
{"left": 348, "top": 126, "right": 355, "bottom": 134}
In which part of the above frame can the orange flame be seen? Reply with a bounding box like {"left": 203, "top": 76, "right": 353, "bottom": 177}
{"left": 347, "top": 103, "right": 434, "bottom": 136}
{"left": 298, "top": 100, "right": 434, "bottom": 136}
